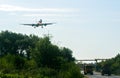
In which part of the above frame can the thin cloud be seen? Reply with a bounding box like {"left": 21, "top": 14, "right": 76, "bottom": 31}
{"left": 23, "top": 13, "right": 80, "bottom": 17}
{"left": 8, "top": 12, "right": 17, "bottom": 16}
{"left": 23, "top": 14, "right": 62, "bottom": 17}
{"left": 0, "top": 4, "right": 75, "bottom": 12}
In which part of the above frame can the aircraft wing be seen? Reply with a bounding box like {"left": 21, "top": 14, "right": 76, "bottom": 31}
{"left": 21, "top": 22, "right": 54, "bottom": 28}
{"left": 21, "top": 24, "right": 34, "bottom": 26}
{"left": 41, "top": 23, "right": 53, "bottom": 26}
{"left": 21, "top": 23, "right": 53, "bottom": 26}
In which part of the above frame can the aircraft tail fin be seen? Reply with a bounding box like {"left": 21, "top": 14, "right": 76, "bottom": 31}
{"left": 39, "top": 19, "right": 42, "bottom": 23}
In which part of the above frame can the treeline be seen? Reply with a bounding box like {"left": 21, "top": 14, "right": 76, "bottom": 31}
{"left": 98, "top": 54, "right": 120, "bottom": 75}
{"left": 0, "top": 31, "right": 83, "bottom": 78}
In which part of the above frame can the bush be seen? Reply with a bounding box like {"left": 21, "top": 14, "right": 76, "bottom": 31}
{"left": 0, "top": 73, "right": 24, "bottom": 78}
{"left": 57, "top": 62, "right": 84, "bottom": 78}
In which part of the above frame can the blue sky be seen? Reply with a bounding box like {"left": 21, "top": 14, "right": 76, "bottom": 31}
{"left": 0, "top": 0, "right": 120, "bottom": 60}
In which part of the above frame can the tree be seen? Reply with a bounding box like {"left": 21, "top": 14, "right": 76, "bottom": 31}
{"left": 0, "top": 31, "right": 39, "bottom": 59}
{"left": 60, "top": 47, "right": 75, "bottom": 62}
{"left": 98, "top": 54, "right": 120, "bottom": 75}
{"left": 32, "top": 36, "right": 61, "bottom": 69}
{"left": 0, "top": 31, "right": 84, "bottom": 78}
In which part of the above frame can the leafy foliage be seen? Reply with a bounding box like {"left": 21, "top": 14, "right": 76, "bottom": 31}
{"left": 0, "top": 31, "right": 83, "bottom": 78}
{"left": 98, "top": 54, "right": 120, "bottom": 75}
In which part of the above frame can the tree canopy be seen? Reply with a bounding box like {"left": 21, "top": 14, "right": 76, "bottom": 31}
{"left": 0, "top": 31, "right": 83, "bottom": 78}
{"left": 98, "top": 54, "right": 120, "bottom": 75}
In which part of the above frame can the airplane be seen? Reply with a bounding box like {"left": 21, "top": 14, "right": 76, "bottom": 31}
{"left": 21, "top": 19, "right": 54, "bottom": 28}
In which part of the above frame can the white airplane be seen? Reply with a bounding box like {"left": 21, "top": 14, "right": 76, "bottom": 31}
{"left": 21, "top": 19, "right": 54, "bottom": 28}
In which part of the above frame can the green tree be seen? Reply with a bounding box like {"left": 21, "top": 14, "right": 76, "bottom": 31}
{"left": 98, "top": 54, "right": 120, "bottom": 75}
{"left": 0, "top": 31, "right": 39, "bottom": 59}
{"left": 32, "top": 36, "right": 62, "bottom": 69}
{"left": 0, "top": 31, "right": 84, "bottom": 78}
{"left": 60, "top": 47, "right": 75, "bottom": 62}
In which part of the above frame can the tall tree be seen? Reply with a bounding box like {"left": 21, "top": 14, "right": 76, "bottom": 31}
{"left": 0, "top": 31, "right": 39, "bottom": 59}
